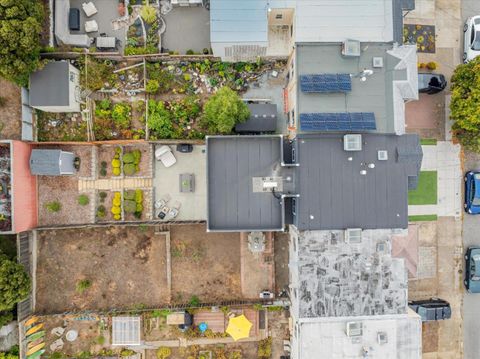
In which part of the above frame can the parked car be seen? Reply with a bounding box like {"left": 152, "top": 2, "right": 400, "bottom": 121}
{"left": 464, "top": 171, "right": 480, "bottom": 214}
{"left": 418, "top": 73, "right": 447, "bottom": 94}
{"left": 155, "top": 145, "right": 176, "bottom": 168}
{"left": 465, "top": 247, "right": 480, "bottom": 293}
{"left": 408, "top": 298, "right": 451, "bottom": 321}
{"left": 176, "top": 144, "right": 193, "bottom": 153}
{"left": 464, "top": 16, "right": 480, "bottom": 62}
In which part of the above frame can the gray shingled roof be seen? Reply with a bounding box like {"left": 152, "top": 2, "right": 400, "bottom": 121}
{"left": 29, "top": 62, "right": 70, "bottom": 107}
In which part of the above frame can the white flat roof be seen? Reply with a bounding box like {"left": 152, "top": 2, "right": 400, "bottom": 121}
{"left": 112, "top": 316, "right": 141, "bottom": 346}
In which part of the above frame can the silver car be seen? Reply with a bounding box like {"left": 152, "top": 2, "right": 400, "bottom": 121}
{"left": 464, "top": 16, "right": 480, "bottom": 63}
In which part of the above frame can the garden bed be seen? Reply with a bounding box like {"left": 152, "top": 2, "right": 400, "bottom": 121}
{"left": 403, "top": 24, "right": 436, "bottom": 53}
{"left": 97, "top": 145, "right": 121, "bottom": 178}
{"left": 38, "top": 177, "right": 93, "bottom": 226}
{"left": 122, "top": 189, "right": 147, "bottom": 221}
{"left": 95, "top": 190, "right": 115, "bottom": 223}
{"left": 36, "top": 111, "right": 88, "bottom": 142}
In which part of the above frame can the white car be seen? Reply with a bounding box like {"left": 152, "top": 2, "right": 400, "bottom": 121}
{"left": 155, "top": 145, "right": 177, "bottom": 168}
{"left": 463, "top": 16, "right": 480, "bottom": 63}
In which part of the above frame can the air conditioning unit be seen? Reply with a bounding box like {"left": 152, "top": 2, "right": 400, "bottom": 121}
{"left": 345, "top": 228, "right": 362, "bottom": 244}
{"left": 346, "top": 321, "right": 363, "bottom": 337}
{"left": 342, "top": 39, "right": 361, "bottom": 57}
{"left": 378, "top": 150, "right": 388, "bottom": 160}
{"left": 377, "top": 331, "right": 388, "bottom": 345}
{"left": 373, "top": 57, "right": 384, "bottom": 68}
{"left": 344, "top": 134, "right": 362, "bottom": 151}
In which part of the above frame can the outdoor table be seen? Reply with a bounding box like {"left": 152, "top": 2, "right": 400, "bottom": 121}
{"left": 96, "top": 36, "right": 116, "bottom": 49}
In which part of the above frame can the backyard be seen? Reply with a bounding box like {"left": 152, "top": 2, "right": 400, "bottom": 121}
{"left": 35, "top": 225, "right": 169, "bottom": 313}
{"left": 408, "top": 171, "right": 438, "bottom": 205}
{"left": 170, "top": 224, "right": 242, "bottom": 303}
{"left": 36, "top": 56, "right": 286, "bottom": 142}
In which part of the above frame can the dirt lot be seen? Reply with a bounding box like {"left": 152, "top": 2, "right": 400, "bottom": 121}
{"left": 35, "top": 226, "right": 169, "bottom": 313}
{"left": 170, "top": 224, "right": 242, "bottom": 303}
{"left": 0, "top": 78, "right": 21, "bottom": 140}
{"left": 38, "top": 176, "right": 93, "bottom": 226}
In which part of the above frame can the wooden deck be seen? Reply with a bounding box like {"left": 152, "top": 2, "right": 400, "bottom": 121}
{"left": 193, "top": 310, "right": 226, "bottom": 333}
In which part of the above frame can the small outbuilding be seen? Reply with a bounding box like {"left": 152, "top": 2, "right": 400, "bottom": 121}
{"left": 29, "top": 61, "right": 81, "bottom": 113}
{"left": 112, "top": 316, "right": 141, "bottom": 346}
{"left": 29, "top": 149, "right": 75, "bottom": 176}
{"left": 235, "top": 103, "right": 277, "bottom": 134}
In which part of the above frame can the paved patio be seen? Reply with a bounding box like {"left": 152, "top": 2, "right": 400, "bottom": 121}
{"left": 153, "top": 144, "right": 206, "bottom": 221}
{"left": 161, "top": 7, "right": 210, "bottom": 54}
{"left": 70, "top": 0, "right": 127, "bottom": 50}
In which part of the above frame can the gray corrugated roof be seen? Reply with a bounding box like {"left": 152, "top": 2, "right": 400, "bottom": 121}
{"left": 235, "top": 104, "right": 277, "bottom": 133}
{"left": 210, "top": 0, "right": 268, "bottom": 43}
{"left": 29, "top": 62, "right": 70, "bottom": 107}
{"left": 30, "top": 149, "right": 74, "bottom": 175}
{"left": 294, "top": 133, "right": 422, "bottom": 230}
{"left": 206, "top": 136, "right": 285, "bottom": 231}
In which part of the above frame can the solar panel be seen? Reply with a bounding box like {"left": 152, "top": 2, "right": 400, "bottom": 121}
{"left": 300, "top": 112, "right": 376, "bottom": 131}
{"left": 300, "top": 74, "right": 352, "bottom": 93}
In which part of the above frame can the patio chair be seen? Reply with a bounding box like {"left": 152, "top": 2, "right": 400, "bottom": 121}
{"left": 82, "top": 2, "right": 98, "bottom": 17}
{"left": 155, "top": 145, "right": 177, "bottom": 168}
{"left": 155, "top": 194, "right": 171, "bottom": 209}
{"left": 85, "top": 20, "right": 98, "bottom": 33}
{"left": 168, "top": 201, "right": 181, "bottom": 219}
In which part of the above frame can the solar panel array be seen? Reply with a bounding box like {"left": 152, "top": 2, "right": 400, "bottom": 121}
{"left": 300, "top": 112, "right": 376, "bottom": 131}
{"left": 300, "top": 74, "right": 352, "bottom": 93}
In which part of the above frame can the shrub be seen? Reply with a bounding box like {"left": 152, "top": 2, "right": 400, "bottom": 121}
{"left": 114, "top": 214, "right": 121, "bottom": 220}
{"left": 112, "top": 167, "right": 121, "bottom": 176}
{"left": 112, "top": 103, "right": 131, "bottom": 129}
{"left": 147, "top": 100, "right": 175, "bottom": 138}
{"left": 124, "top": 190, "right": 135, "bottom": 200}
{"left": 147, "top": 63, "right": 175, "bottom": 93}
{"left": 112, "top": 159, "right": 121, "bottom": 168}
{"left": 96, "top": 205, "right": 106, "bottom": 218}
{"left": 257, "top": 337, "right": 272, "bottom": 359}
{"left": 156, "top": 347, "right": 171, "bottom": 359}
{"left": 124, "top": 163, "right": 136, "bottom": 176}
{"left": 132, "top": 149, "right": 141, "bottom": 164}
{"left": 186, "top": 49, "right": 194, "bottom": 55}
{"left": 115, "top": 147, "right": 122, "bottom": 155}
{"left": 201, "top": 87, "right": 250, "bottom": 134}
{"left": 0, "top": 255, "right": 31, "bottom": 311}
{"left": 426, "top": 61, "right": 437, "bottom": 70}
{"left": 45, "top": 201, "right": 61, "bottom": 212}
{"left": 76, "top": 279, "right": 91, "bottom": 294}
{"left": 203, "top": 48, "right": 209, "bottom": 55}
{"left": 111, "top": 206, "right": 121, "bottom": 215}
{"left": 98, "top": 99, "right": 111, "bottom": 111}
{"left": 77, "top": 194, "right": 89, "bottom": 206}
{"left": 0, "top": 97, "right": 6, "bottom": 108}
{"left": 95, "top": 336, "right": 105, "bottom": 345}
{"left": 141, "top": 5, "right": 157, "bottom": 24}
{"left": 123, "top": 152, "right": 135, "bottom": 164}
{"left": 188, "top": 295, "right": 200, "bottom": 307}
{"left": 135, "top": 189, "right": 143, "bottom": 203}
{"left": 120, "top": 349, "right": 135, "bottom": 357}
{"left": 99, "top": 192, "right": 107, "bottom": 202}
{"left": 146, "top": 79, "right": 160, "bottom": 94}
{"left": 124, "top": 199, "right": 137, "bottom": 213}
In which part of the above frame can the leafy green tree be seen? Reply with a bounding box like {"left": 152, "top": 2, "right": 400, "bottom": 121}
{"left": 450, "top": 57, "right": 480, "bottom": 151}
{"left": 0, "top": 0, "right": 44, "bottom": 86}
{"left": 201, "top": 87, "right": 250, "bottom": 134}
{"left": 0, "top": 254, "right": 30, "bottom": 311}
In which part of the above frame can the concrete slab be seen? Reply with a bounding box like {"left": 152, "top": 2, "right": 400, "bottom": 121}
{"left": 153, "top": 144, "right": 206, "bottom": 221}
{"left": 161, "top": 7, "right": 210, "bottom": 54}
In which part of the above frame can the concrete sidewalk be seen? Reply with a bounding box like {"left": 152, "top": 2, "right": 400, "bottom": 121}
{"left": 408, "top": 142, "right": 462, "bottom": 218}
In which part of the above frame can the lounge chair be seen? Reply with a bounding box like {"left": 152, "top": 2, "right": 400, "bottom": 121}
{"left": 155, "top": 145, "right": 177, "bottom": 168}
{"left": 82, "top": 2, "right": 98, "bottom": 17}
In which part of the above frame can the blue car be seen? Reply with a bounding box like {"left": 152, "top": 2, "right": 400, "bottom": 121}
{"left": 465, "top": 247, "right": 480, "bottom": 293}
{"left": 465, "top": 171, "right": 480, "bottom": 214}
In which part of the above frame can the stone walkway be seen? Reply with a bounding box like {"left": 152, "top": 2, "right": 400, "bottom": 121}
{"left": 408, "top": 142, "right": 462, "bottom": 218}
{"left": 78, "top": 177, "right": 153, "bottom": 191}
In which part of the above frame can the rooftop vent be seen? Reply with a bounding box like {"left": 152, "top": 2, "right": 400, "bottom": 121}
{"left": 342, "top": 39, "right": 361, "bottom": 57}
{"left": 378, "top": 150, "right": 388, "bottom": 161}
{"left": 377, "top": 331, "right": 388, "bottom": 345}
{"left": 252, "top": 177, "right": 283, "bottom": 192}
{"left": 346, "top": 321, "right": 363, "bottom": 337}
{"left": 345, "top": 228, "right": 362, "bottom": 244}
{"left": 373, "top": 57, "right": 384, "bottom": 68}
{"left": 344, "top": 134, "right": 362, "bottom": 152}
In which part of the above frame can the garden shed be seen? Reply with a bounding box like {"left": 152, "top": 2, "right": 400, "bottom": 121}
{"left": 112, "top": 316, "right": 141, "bottom": 346}
{"left": 29, "top": 149, "right": 75, "bottom": 176}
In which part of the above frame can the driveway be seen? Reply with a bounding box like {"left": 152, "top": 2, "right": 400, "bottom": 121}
{"left": 462, "top": 2, "right": 480, "bottom": 358}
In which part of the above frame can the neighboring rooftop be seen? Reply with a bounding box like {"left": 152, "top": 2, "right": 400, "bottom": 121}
{"left": 293, "top": 229, "right": 409, "bottom": 318}
{"left": 295, "top": 313, "right": 422, "bottom": 359}
{"left": 29, "top": 62, "right": 70, "bottom": 108}
{"left": 296, "top": 43, "right": 418, "bottom": 135}
{"left": 206, "top": 134, "right": 422, "bottom": 232}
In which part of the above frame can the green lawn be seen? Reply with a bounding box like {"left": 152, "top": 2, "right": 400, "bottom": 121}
{"left": 408, "top": 171, "right": 438, "bottom": 205}
{"left": 420, "top": 138, "right": 437, "bottom": 146}
{"left": 408, "top": 214, "right": 438, "bottom": 222}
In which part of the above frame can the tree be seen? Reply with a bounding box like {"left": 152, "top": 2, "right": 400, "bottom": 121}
{"left": 0, "top": 254, "right": 30, "bottom": 311}
{"left": 450, "top": 56, "right": 480, "bottom": 151}
{"left": 201, "top": 86, "right": 250, "bottom": 134}
{"left": 0, "top": 0, "right": 44, "bottom": 86}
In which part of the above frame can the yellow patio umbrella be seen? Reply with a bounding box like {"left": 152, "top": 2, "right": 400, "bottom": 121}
{"left": 226, "top": 315, "right": 252, "bottom": 341}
